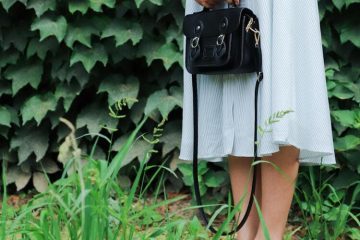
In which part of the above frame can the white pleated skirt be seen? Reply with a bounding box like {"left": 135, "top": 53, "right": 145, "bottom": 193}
{"left": 179, "top": 0, "right": 338, "bottom": 166}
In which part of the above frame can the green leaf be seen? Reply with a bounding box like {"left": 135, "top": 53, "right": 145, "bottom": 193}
{"left": 31, "top": 14, "right": 68, "bottom": 42}
{"left": 68, "top": 0, "right": 89, "bottom": 14}
{"left": 334, "top": 135, "right": 360, "bottom": 152}
{"left": 65, "top": 64, "right": 90, "bottom": 87}
{"left": 333, "top": 9, "right": 360, "bottom": 47}
{"left": 65, "top": 21, "right": 99, "bottom": 48}
{"left": 0, "top": 106, "right": 11, "bottom": 127}
{"left": 111, "top": 134, "right": 152, "bottom": 167}
{"left": 145, "top": 86, "right": 182, "bottom": 119}
{"left": 101, "top": 20, "right": 143, "bottom": 46}
{"left": 148, "top": 0, "right": 163, "bottom": 6}
{"left": 10, "top": 122, "right": 49, "bottom": 163}
{"left": 345, "top": 0, "right": 360, "bottom": 8}
{"left": 89, "top": 0, "right": 115, "bottom": 12}
{"left": 333, "top": 168, "right": 360, "bottom": 189}
{"left": 26, "top": 37, "right": 58, "bottom": 60}
{"left": 2, "top": 21, "right": 35, "bottom": 51}
{"left": 330, "top": 85, "right": 354, "bottom": 100}
{"left": 70, "top": 43, "right": 108, "bottom": 72}
{"left": 35, "top": 159, "right": 60, "bottom": 173}
{"left": 76, "top": 98, "right": 118, "bottom": 134}
{"left": 4, "top": 60, "right": 43, "bottom": 95}
{"left": 0, "top": 82, "right": 12, "bottom": 97}
{"left": 134, "top": 0, "right": 145, "bottom": 8}
{"left": 0, "top": 49, "right": 19, "bottom": 68}
{"left": 161, "top": 120, "right": 181, "bottom": 155}
{"left": 97, "top": 74, "right": 139, "bottom": 108}
{"left": 55, "top": 82, "right": 81, "bottom": 111}
{"left": 204, "top": 171, "right": 227, "bottom": 187}
{"left": 27, "top": 0, "right": 56, "bottom": 17}
{"left": 332, "top": 0, "right": 345, "bottom": 10}
{"left": 33, "top": 172, "right": 48, "bottom": 192}
{"left": 0, "top": 0, "right": 27, "bottom": 11}
{"left": 21, "top": 93, "right": 58, "bottom": 125}
{"left": 137, "top": 40, "right": 182, "bottom": 70}
{"left": 331, "top": 109, "right": 360, "bottom": 129}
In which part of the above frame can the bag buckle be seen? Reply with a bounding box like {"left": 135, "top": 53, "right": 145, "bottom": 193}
{"left": 216, "top": 34, "right": 225, "bottom": 46}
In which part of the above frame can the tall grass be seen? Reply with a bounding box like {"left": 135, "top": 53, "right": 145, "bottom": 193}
{"left": 0, "top": 114, "right": 237, "bottom": 239}
{"left": 1, "top": 109, "right": 358, "bottom": 240}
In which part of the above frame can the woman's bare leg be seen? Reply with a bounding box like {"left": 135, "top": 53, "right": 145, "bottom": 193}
{"left": 228, "top": 155, "right": 262, "bottom": 240}
{"left": 254, "top": 145, "right": 300, "bottom": 240}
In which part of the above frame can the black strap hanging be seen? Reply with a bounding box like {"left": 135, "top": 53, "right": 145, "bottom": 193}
{"left": 191, "top": 44, "right": 263, "bottom": 236}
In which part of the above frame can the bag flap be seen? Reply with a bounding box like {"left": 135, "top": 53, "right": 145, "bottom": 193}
{"left": 182, "top": 7, "right": 254, "bottom": 38}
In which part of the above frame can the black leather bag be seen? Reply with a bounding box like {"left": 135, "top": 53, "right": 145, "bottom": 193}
{"left": 182, "top": 3, "right": 263, "bottom": 236}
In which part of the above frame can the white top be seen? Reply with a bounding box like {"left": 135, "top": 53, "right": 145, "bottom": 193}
{"left": 179, "top": 0, "right": 338, "bottom": 166}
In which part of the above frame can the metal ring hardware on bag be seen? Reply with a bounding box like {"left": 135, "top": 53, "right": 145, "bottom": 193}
{"left": 216, "top": 34, "right": 225, "bottom": 46}
{"left": 191, "top": 37, "right": 199, "bottom": 48}
{"left": 189, "top": 7, "right": 264, "bottom": 236}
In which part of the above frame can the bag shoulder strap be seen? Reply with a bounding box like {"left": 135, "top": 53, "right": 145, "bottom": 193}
{"left": 191, "top": 71, "right": 262, "bottom": 235}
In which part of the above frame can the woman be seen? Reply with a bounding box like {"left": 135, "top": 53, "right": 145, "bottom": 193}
{"left": 179, "top": 0, "right": 338, "bottom": 239}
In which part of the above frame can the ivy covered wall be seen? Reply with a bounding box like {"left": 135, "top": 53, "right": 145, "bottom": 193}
{"left": 0, "top": 0, "right": 359, "bottom": 194}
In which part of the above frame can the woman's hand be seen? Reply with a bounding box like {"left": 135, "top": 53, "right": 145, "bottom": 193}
{"left": 225, "top": 0, "right": 240, "bottom": 6}
{"left": 195, "top": 0, "right": 240, "bottom": 9}
{"left": 195, "top": 0, "right": 233, "bottom": 9}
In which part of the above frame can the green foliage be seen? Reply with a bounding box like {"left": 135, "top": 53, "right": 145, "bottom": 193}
{"left": 0, "top": 0, "right": 185, "bottom": 191}
{"left": 319, "top": 0, "right": 360, "bottom": 204}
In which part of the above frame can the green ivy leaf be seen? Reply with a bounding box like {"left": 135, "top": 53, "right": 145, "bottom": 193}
{"left": 332, "top": 109, "right": 360, "bottom": 129}
{"left": 68, "top": 0, "right": 89, "bottom": 14}
{"left": 0, "top": 106, "right": 11, "bottom": 127}
{"left": 344, "top": 0, "right": 360, "bottom": 8}
{"left": 111, "top": 133, "right": 152, "bottom": 167}
{"left": 65, "top": 64, "right": 90, "bottom": 87}
{"left": 332, "top": 0, "right": 345, "bottom": 10}
{"left": 31, "top": 14, "right": 68, "bottom": 42}
{"left": 330, "top": 85, "right": 355, "bottom": 100}
{"left": 70, "top": 43, "right": 108, "bottom": 72}
{"left": 65, "top": 21, "right": 99, "bottom": 48}
{"left": 137, "top": 40, "right": 182, "bottom": 70}
{"left": 334, "top": 135, "right": 360, "bottom": 151}
{"left": 35, "top": 159, "right": 60, "bottom": 173}
{"left": 4, "top": 60, "right": 43, "bottom": 95}
{"left": 334, "top": 10, "right": 360, "bottom": 47}
{"left": 55, "top": 82, "right": 81, "bottom": 112}
{"left": 101, "top": 20, "right": 143, "bottom": 46}
{"left": 0, "top": 49, "right": 19, "bottom": 68}
{"left": 161, "top": 120, "right": 181, "bottom": 155}
{"left": 0, "top": 82, "right": 12, "bottom": 96}
{"left": 21, "top": 92, "right": 58, "bottom": 125}
{"left": 0, "top": 0, "right": 27, "bottom": 11}
{"left": 148, "top": 0, "right": 163, "bottom": 6}
{"left": 204, "top": 171, "right": 227, "bottom": 187}
{"left": 145, "top": 86, "right": 182, "bottom": 119}
{"left": 76, "top": 98, "right": 118, "bottom": 134}
{"left": 97, "top": 74, "right": 139, "bottom": 108}
{"left": 134, "top": 0, "right": 145, "bottom": 8}
{"left": 89, "top": 0, "right": 115, "bottom": 12}
{"left": 27, "top": 0, "right": 56, "bottom": 17}
{"left": 6, "top": 166, "right": 31, "bottom": 191}
{"left": 10, "top": 122, "right": 49, "bottom": 163}
{"left": 26, "top": 37, "right": 58, "bottom": 60}
{"left": 33, "top": 172, "right": 48, "bottom": 192}
{"left": 2, "top": 21, "right": 34, "bottom": 51}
